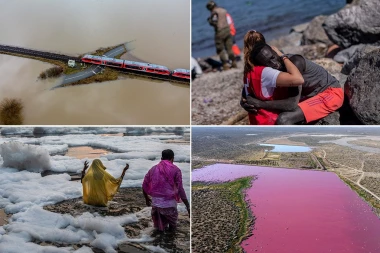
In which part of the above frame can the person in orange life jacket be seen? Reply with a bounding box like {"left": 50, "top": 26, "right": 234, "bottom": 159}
{"left": 240, "top": 30, "right": 344, "bottom": 125}
{"left": 226, "top": 13, "right": 241, "bottom": 58}
{"left": 206, "top": 1, "right": 237, "bottom": 70}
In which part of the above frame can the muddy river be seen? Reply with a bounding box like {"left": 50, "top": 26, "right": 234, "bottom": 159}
{"left": 0, "top": 0, "right": 190, "bottom": 124}
{"left": 193, "top": 164, "right": 380, "bottom": 253}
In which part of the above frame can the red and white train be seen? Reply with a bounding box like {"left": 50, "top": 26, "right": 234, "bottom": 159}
{"left": 82, "top": 54, "right": 190, "bottom": 79}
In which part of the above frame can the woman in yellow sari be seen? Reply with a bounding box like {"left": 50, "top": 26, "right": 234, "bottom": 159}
{"left": 81, "top": 159, "right": 129, "bottom": 207}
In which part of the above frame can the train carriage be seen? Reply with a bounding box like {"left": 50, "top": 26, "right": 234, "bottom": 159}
{"left": 172, "top": 69, "right": 190, "bottom": 79}
{"left": 123, "top": 60, "right": 171, "bottom": 75}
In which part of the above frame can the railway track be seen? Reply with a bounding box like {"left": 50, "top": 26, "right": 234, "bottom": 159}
{"left": 0, "top": 44, "right": 80, "bottom": 62}
{"left": 0, "top": 43, "right": 190, "bottom": 86}
{"left": 114, "top": 67, "right": 190, "bottom": 85}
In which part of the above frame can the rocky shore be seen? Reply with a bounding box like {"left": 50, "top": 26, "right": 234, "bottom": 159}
{"left": 43, "top": 188, "right": 190, "bottom": 253}
{"left": 192, "top": 0, "right": 380, "bottom": 125}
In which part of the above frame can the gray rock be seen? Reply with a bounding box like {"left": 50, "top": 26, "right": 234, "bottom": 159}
{"left": 282, "top": 43, "right": 328, "bottom": 60}
{"left": 302, "top": 16, "right": 333, "bottom": 46}
{"left": 341, "top": 44, "right": 379, "bottom": 75}
{"left": 290, "top": 22, "right": 309, "bottom": 33}
{"left": 323, "top": 0, "right": 380, "bottom": 48}
{"left": 314, "top": 111, "right": 341, "bottom": 125}
{"left": 345, "top": 49, "right": 380, "bottom": 124}
{"left": 269, "top": 32, "right": 302, "bottom": 49}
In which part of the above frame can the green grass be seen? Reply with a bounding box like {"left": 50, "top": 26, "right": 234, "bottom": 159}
{"left": 0, "top": 98, "right": 24, "bottom": 125}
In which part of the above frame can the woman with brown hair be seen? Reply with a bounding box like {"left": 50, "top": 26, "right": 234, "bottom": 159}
{"left": 240, "top": 30, "right": 343, "bottom": 125}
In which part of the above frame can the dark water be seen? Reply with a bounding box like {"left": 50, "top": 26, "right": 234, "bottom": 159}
{"left": 193, "top": 164, "right": 380, "bottom": 253}
{"left": 192, "top": 0, "right": 346, "bottom": 57}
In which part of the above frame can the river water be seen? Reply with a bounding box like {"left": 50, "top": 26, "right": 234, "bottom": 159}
{"left": 192, "top": 0, "right": 346, "bottom": 57}
{"left": 193, "top": 164, "right": 380, "bottom": 253}
{"left": 0, "top": 0, "right": 190, "bottom": 124}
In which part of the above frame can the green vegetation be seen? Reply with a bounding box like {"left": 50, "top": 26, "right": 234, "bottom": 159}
{"left": 0, "top": 98, "right": 24, "bottom": 125}
{"left": 192, "top": 177, "right": 253, "bottom": 253}
{"left": 340, "top": 176, "right": 380, "bottom": 217}
{"left": 39, "top": 66, "right": 63, "bottom": 79}
{"left": 66, "top": 68, "right": 119, "bottom": 86}
{"left": 192, "top": 160, "right": 217, "bottom": 170}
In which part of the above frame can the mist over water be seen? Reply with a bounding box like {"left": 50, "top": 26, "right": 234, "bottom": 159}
{"left": 0, "top": 0, "right": 190, "bottom": 124}
{"left": 192, "top": 0, "right": 346, "bottom": 57}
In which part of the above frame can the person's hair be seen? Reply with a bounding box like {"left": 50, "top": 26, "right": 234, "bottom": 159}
{"left": 244, "top": 30, "right": 266, "bottom": 76}
{"left": 162, "top": 149, "right": 175, "bottom": 161}
{"left": 206, "top": 1, "right": 217, "bottom": 10}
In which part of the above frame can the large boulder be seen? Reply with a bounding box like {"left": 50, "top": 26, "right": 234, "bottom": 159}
{"left": 269, "top": 32, "right": 302, "bottom": 49}
{"left": 323, "top": 0, "right": 380, "bottom": 48}
{"left": 345, "top": 49, "right": 380, "bottom": 124}
{"left": 302, "top": 16, "right": 333, "bottom": 46}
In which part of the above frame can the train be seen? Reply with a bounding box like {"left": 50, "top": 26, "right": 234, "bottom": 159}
{"left": 81, "top": 54, "right": 190, "bottom": 80}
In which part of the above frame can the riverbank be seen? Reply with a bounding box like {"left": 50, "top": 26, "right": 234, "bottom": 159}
{"left": 43, "top": 188, "right": 190, "bottom": 252}
{"left": 192, "top": 177, "right": 253, "bottom": 253}
{"left": 192, "top": 0, "right": 380, "bottom": 125}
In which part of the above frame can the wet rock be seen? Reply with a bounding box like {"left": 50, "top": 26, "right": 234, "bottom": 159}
{"left": 269, "top": 32, "right": 302, "bottom": 49}
{"left": 323, "top": 0, "right": 380, "bottom": 48}
{"left": 282, "top": 43, "right": 328, "bottom": 60}
{"left": 339, "top": 44, "right": 380, "bottom": 75}
{"left": 290, "top": 22, "right": 309, "bottom": 34}
{"left": 345, "top": 49, "right": 380, "bottom": 124}
{"left": 302, "top": 16, "right": 333, "bottom": 46}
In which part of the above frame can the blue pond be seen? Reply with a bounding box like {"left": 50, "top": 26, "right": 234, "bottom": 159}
{"left": 259, "top": 143, "right": 311, "bottom": 152}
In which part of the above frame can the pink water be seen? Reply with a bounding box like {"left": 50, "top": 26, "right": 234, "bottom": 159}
{"left": 192, "top": 164, "right": 380, "bottom": 253}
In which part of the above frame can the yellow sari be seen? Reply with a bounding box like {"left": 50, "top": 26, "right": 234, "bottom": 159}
{"left": 82, "top": 159, "right": 122, "bottom": 207}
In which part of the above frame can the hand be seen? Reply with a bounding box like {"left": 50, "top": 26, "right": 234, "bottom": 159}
{"left": 240, "top": 97, "right": 257, "bottom": 114}
{"left": 145, "top": 197, "right": 152, "bottom": 207}
{"left": 246, "top": 95, "right": 263, "bottom": 109}
{"left": 83, "top": 161, "right": 89, "bottom": 171}
{"left": 271, "top": 46, "right": 283, "bottom": 57}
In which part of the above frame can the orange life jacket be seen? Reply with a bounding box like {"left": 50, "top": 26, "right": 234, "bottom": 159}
{"left": 244, "top": 66, "right": 288, "bottom": 125}
{"left": 226, "top": 13, "right": 236, "bottom": 36}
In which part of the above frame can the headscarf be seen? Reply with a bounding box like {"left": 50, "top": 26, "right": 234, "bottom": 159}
{"left": 82, "top": 159, "right": 122, "bottom": 207}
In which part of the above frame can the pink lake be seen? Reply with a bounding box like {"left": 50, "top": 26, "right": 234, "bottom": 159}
{"left": 192, "top": 164, "right": 380, "bottom": 253}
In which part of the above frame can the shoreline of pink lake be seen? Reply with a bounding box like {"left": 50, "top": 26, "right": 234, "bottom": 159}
{"left": 192, "top": 164, "right": 380, "bottom": 253}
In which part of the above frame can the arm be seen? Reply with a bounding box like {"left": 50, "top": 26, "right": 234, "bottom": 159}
{"left": 272, "top": 47, "right": 304, "bottom": 87}
{"left": 245, "top": 55, "right": 305, "bottom": 111}
{"left": 207, "top": 13, "right": 218, "bottom": 27}
{"left": 81, "top": 161, "right": 89, "bottom": 183}
{"left": 176, "top": 170, "right": 190, "bottom": 217}
{"left": 120, "top": 163, "right": 129, "bottom": 179}
{"left": 246, "top": 86, "right": 302, "bottom": 112}
{"left": 143, "top": 188, "right": 151, "bottom": 207}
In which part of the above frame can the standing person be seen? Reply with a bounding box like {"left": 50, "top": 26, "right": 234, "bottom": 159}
{"left": 206, "top": 1, "right": 237, "bottom": 70}
{"left": 226, "top": 12, "right": 241, "bottom": 58}
{"left": 142, "top": 149, "right": 190, "bottom": 232}
{"left": 81, "top": 159, "right": 129, "bottom": 207}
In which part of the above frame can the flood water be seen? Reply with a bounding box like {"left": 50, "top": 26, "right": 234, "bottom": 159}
{"left": 66, "top": 146, "right": 109, "bottom": 159}
{"left": 193, "top": 164, "right": 380, "bottom": 253}
{"left": 0, "top": 0, "right": 190, "bottom": 124}
{"left": 259, "top": 143, "right": 311, "bottom": 152}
